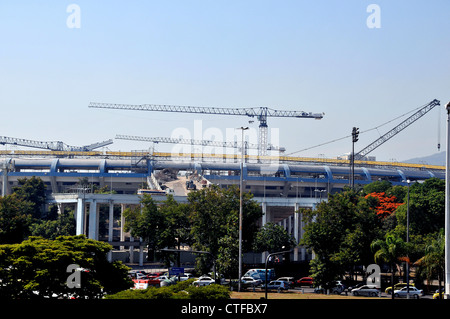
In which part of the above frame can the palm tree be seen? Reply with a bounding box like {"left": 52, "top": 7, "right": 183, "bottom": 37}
{"left": 416, "top": 231, "right": 444, "bottom": 299}
{"left": 371, "top": 234, "right": 407, "bottom": 299}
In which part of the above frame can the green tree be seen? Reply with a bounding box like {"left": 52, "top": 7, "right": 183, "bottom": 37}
{"left": 29, "top": 207, "right": 76, "bottom": 239}
{"left": 13, "top": 177, "right": 46, "bottom": 219}
{"left": 395, "top": 178, "right": 444, "bottom": 237}
{"left": 301, "top": 189, "right": 383, "bottom": 287}
{"left": 188, "top": 185, "right": 262, "bottom": 276}
{"left": 371, "top": 234, "right": 407, "bottom": 299}
{"left": 416, "top": 230, "right": 445, "bottom": 299}
{"left": 123, "top": 194, "right": 165, "bottom": 262}
{"left": 158, "top": 195, "right": 193, "bottom": 266}
{"left": 0, "top": 193, "right": 34, "bottom": 244}
{"left": 252, "top": 222, "right": 296, "bottom": 253}
{"left": 0, "top": 235, "right": 133, "bottom": 299}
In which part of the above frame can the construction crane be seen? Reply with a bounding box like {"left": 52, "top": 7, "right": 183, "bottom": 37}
{"left": 89, "top": 102, "right": 324, "bottom": 156}
{"left": 0, "top": 136, "right": 113, "bottom": 152}
{"left": 354, "top": 99, "right": 440, "bottom": 160}
{"left": 115, "top": 134, "right": 286, "bottom": 154}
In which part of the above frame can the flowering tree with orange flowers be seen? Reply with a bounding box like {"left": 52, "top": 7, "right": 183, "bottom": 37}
{"left": 365, "top": 192, "right": 404, "bottom": 219}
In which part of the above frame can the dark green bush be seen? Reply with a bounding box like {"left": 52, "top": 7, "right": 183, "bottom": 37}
{"left": 105, "top": 279, "right": 230, "bottom": 299}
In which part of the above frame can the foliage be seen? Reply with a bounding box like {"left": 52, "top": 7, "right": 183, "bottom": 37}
{"left": 0, "top": 235, "right": 133, "bottom": 299}
{"left": 105, "top": 279, "right": 230, "bottom": 299}
{"left": 370, "top": 234, "right": 408, "bottom": 298}
{"left": 415, "top": 230, "right": 445, "bottom": 297}
{"left": 123, "top": 194, "right": 165, "bottom": 261}
{"left": 394, "top": 178, "right": 444, "bottom": 236}
{"left": 252, "top": 222, "right": 296, "bottom": 253}
{"left": 187, "top": 185, "right": 262, "bottom": 277}
{"left": 0, "top": 193, "right": 34, "bottom": 244}
{"left": 13, "top": 177, "right": 46, "bottom": 219}
{"left": 301, "top": 189, "right": 383, "bottom": 287}
{"left": 365, "top": 192, "right": 404, "bottom": 219}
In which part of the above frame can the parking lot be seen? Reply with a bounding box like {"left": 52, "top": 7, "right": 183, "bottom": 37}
{"left": 240, "top": 286, "right": 434, "bottom": 299}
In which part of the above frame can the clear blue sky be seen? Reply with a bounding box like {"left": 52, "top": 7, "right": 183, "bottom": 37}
{"left": 0, "top": 1, "right": 449, "bottom": 162}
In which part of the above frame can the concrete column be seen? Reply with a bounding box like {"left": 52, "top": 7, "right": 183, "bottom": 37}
{"left": 76, "top": 197, "right": 85, "bottom": 236}
{"left": 108, "top": 201, "right": 114, "bottom": 242}
{"left": 261, "top": 202, "right": 267, "bottom": 224}
{"left": 88, "top": 200, "right": 98, "bottom": 240}
{"left": 129, "top": 236, "right": 134, "bottom": 264}
{"left": 2, "top": 164, "right": 8, "bottom": 196}
{"left": 120, "top": 204, "right": 125, "bottom": 250}
{"left": 139, "top": 238, "right": 144, "bottom": 266}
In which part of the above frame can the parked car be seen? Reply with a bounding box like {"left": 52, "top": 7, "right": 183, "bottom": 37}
{"left": 241, "top": 276, "right": 262, "bottom": 287}
{"left": 314, "top": 281, "right": 345, "bottom": 295}
{"left": 351, "top": 285, "right": 380, "bottom": 297}
{"left": 433, "top": 288, "right": 444, "bottom": 299}
{"left": 277, "top": 277, "right": 295, "bottom": 288}
{"left": 193, "top": 276, "right": 215, "bottom": 287}
{"left": 385, "top": 282, "right": 415, "bottom": 294}
{"left": 179, "top": 273, "right": 195, "bottom": 281}
{"left": 347, "top": 282, "right": 365, "bottom": 291}
{"left": 296, "top": 277, "right": 314, "bottom": 287}
{"left": 393, "top": 287, "right": 423, "bottom": 299}
{"left": 263, "top": 280, "right": 288, "bottom": 291}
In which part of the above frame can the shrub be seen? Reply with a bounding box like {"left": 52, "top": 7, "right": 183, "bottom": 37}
{"left": 105, "top": 280, "right": 230, "bottom": 299}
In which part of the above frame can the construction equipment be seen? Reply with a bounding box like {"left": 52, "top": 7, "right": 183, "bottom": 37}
{"left": 354, "top": 99, "right": 440, "bottom": 160}
{"left": 0, "top": 136, "right": 113, "bottom": 152}
{"left": 115, "top": 134, "right": 286, "bottom": 154}
{"left": 89, "top": 102, "right": 324, "bottom": 156}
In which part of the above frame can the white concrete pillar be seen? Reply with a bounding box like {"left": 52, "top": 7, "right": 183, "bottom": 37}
{"left": 129, "top": 236, "right": 134, "bottom": 264}
{"left": 120, "top": 204, "right": 125, "bottom": 250}
{"left": 88, "top": 200, "right": 98, "bottom": 240}
{"left": 139, "top": 238, "right": 144, "bottom": 266}
{"left": 261, "top": 202, "right": 267, "bottom": 225}
{"left": 76, "top": 197, "right": 85, "bottom": 236}
{"left": 108, "top": 201, "right": 114, "bottom": 242}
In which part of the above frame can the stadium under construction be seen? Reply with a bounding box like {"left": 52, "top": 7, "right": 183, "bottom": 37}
{"left": 0, "top": 150, "right": 444, "bottom": 265}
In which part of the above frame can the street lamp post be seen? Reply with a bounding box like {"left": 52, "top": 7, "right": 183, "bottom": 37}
{"left": 445, "top": 102, "right": 450, "bottom": 299}
{"left": 406, "top": 179, "right": 411, "bottom": 299}
{"left": 264, "top": 249, "right": 292, "bottom": 299}
{"left": 237, "top": 127, "right": 248, "bottom": 292}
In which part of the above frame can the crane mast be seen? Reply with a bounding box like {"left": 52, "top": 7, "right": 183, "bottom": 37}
{"left": 89, "top": 102, "right": 323, "bottom": 156}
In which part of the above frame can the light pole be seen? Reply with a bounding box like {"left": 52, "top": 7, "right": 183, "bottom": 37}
{"left": 264, "top": 248, "right": 293, "bottom": 299}
{"left": 406, "top": 179, "right": 411, "bottom": 299}
{"left": 237, "top": 126, "right": 248, "bottom": 292}
{"left": 445, "top": 102, "right": 450, "bottom": 299}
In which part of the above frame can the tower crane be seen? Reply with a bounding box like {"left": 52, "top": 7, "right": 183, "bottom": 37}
{"left": 354, "top": 99, "right": 440, "bottom": 160}
{"left": 115, "top": 134, "right": 286, "bottom": 154}
{"left": 89, "top": 102, "right": 324, "bottom": 156}
{"left": 0, "top": 136, "right": 113, "bottom": 152}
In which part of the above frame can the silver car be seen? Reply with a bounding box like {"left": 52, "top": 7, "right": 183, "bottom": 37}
{"left": 393, "top": 286, "right": 423, "bottom": 299}
{"left": 351, "top": 285, "right": 380, "bottom": 297}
